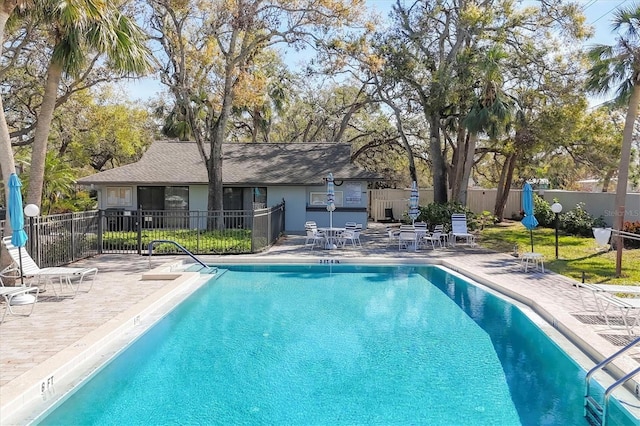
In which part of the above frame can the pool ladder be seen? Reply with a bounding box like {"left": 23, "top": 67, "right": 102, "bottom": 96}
{"left": 147, "top": 239, "right": 217, "bottom": 274}
{"left": 584, "top": 336, "right": 640, "bottom": 426}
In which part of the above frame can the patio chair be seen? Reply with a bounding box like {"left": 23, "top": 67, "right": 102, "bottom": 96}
{"left": 0, "top": 284, "right": 39, "bottom": 324}
{"left": 304, "top": 229, "right": 326, "bottom": 250}
{"left": 1, "top": 236, "right": 98, "bottom": 298}
{"left": 433, "top": 224, "right": 449, "bottom": 246}
{"left": 450, "top": 214, "right": 476, "bottom": 247}
{"left": 338, "top": 229, "right": 361, "bottom": 248}
{"left": 398, "top": 231, "right": 417, "bottom": 251}
{"left": 386, "top": 226, "right": 400, "bottom": 247}
{"left": 419, "top": 231, "right": 443, "bottom": 250}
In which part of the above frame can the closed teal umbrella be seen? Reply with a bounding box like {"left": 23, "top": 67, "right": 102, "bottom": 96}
{"left": 408, "top": 181, "right": 419, "bottom": 224}
{"left": 8, "top": 173, "right": 27, "bottom": 285}
{"left": 521, "top": 182, "right": 539, "bottom": 252}
{"left": 326, "top": 172, "right": 335, "bottom": 228}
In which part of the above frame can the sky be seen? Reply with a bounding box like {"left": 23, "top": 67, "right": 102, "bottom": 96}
{"left": 122, "top": 0, "right": 628, "bottom": 102}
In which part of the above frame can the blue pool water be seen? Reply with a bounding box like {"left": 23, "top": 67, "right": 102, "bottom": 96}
{"left": 39, "top": 265, "right": 634, "bottom": 425}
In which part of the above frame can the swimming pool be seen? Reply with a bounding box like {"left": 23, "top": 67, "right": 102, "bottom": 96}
{"left": 37, "top": 264, "right": 635, "bottom": 425}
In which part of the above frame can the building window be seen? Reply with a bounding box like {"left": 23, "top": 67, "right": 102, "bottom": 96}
{"left": 106, "top": 187, "right": 132, "bottom": 207}
{"left": 253, "top": 187, "right": 267, "bottom": 209}
{"left": 165, "top": 187, "right": 189, "bottom": 211}
{"left": 223, "top": 187, "right": 243, "bottom": 210}
{"left": 309, "top": 191, "right": 343, "bottom": 207}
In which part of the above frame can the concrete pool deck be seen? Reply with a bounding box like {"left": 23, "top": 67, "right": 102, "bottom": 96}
{"left": 1, "top": 222, "right": 639, "bottom": 424}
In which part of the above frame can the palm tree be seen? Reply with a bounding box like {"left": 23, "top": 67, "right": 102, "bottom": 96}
{"left": 24, "top": 1, "right": 151, "bottom": 207}
{"left": 458, "top": 46, "right": 512, "bottom": 205}
{"left": 586, "top": 3, "right": 640, "bottom": 277}
{"left": 0, "top": 1, "right": 32, "bottom": 212}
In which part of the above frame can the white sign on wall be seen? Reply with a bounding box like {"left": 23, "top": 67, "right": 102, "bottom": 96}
{"left": 345, "top": 183, "right": 362, "bottom": 204}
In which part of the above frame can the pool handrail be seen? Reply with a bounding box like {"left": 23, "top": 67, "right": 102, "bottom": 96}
{"left": 147, "top": 239, "right": 213, "bottom": 272}
{"left": 584, "top": 336, "right": 640, "bottom": 425}
{"left": 602, "top": 365, "right": 640, "bottom": 425}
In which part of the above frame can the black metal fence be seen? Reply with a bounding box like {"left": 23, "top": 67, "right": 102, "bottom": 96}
{"left": 1, "top": 201, "right": 285, "bottom": 267}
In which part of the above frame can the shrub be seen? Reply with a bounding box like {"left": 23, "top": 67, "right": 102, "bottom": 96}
{"left": 477, "top": 210, "right": 497, "bottom": 230}
{"left": 533, "top": 195, "right": 554, "bottom": 227}
{"left": 592, "top": 216, "right": 608, "bottom": 229}
{"left": 559, "top": 202, "right": 598, "bottom": 237}
{"left": 420, "top": 202, "right": 476, "bottom": 232}
{"left": 622, "top": 221, "right": 640, "bottom": 249}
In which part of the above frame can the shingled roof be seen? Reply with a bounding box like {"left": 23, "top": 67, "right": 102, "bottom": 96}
{"left": 77, "top": 141, "right": 380, "bottom": 186}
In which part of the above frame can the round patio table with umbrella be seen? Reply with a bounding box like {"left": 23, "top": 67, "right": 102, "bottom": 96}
{"left": 521, "top": 182, "right": 539, "bottom": 252}
{"left": 7, "top": 173, "right": 28, "bottom": 286}
{"left": 408, "top": 181, "right": 420, "bottom": 224}
{"left": 325, "top": 172, "right": 338, "bottom": 249}
{"left": 326, "top": 172, "right": 336, "bottom": 228}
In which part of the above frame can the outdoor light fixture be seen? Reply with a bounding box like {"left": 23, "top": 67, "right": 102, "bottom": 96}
{"left": 551, "top": 202, "right": 563, "bottom": 259}
{"left": 24, "top": 204, "right": 39, "bottom": 218}
{"left": 23, "top": 204, "right": 39, "bottom": 255}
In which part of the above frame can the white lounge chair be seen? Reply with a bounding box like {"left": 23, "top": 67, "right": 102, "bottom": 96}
{"left": 576, "top": 282, "right": 640, "bottom": 311}
{"left": 450, "top": 214, "right": 476, "bottom": 247}
{"left": 592, "top": 292, "right": 640, "bottom": 336}
{"left": 1, "top": 236, "right": 98, "bottom": 298}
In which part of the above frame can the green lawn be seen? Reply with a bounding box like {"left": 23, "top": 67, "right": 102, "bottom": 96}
{"left": 478, "top": 221, "right": 640, "bottom": 285}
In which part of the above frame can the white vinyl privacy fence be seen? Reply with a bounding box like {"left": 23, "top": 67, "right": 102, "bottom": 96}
{"left": 369, "top": 188, "right": 640, "bottom": 226}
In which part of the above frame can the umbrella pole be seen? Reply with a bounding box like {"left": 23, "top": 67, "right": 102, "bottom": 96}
{"left": 18, "top": 247, "right": 24, "bottom": 286}
{"left": 530, "top": 230, "right": 534, "bottom": 252}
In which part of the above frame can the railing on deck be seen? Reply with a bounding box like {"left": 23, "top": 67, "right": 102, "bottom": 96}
{"left": 0, "top": 201, "right": 285, "bottom": 267}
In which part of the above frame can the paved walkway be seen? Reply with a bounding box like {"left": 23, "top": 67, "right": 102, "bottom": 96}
{"left": 1, "top": 222, "right": 639, "bottom": 424}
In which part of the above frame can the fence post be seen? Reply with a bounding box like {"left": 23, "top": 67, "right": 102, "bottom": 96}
{"left": 97, "top": 210, "right": 104, "bottom": 254}
{"left": 268, "top": 208, "right": 272, "bottom": 246}
{"left": 137, "top": 208, "right": 142, "bottom": 255}
{"left": 197, "top": 211, "right": 201, "bottom": 254}
{"left": 251, "top": 209, "right": 256, "bottom": 253}
{"left": 281, "top": 199, "right": 285, "bottom": 242}
{"left": 70, "top": 214, "right": 76, "bottom": 261}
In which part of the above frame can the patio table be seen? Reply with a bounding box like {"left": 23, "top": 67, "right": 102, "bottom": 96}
{"left": 318, "top": 227, "right": 346, "bottom": 249}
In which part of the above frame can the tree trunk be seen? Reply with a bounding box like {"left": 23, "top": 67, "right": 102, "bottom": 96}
{"left": 601, "top": 169, "right": 613, "bottom": 192}
{"left": 26, "top": 60, "right": 63, "bottom": 208}
{"left": 457, "top": 132, "right": 477, "bottom": 205}
{"left": 390, "top": 102, "right": 417, "bottom": 183}
{"left": 494, "top": 152, "right": 517, "bottom": 220}
{"left": 0, "top": 2, "right": 22, "bottom": 270}
{"left": 429, "top": 115, "right": 448, "bottom": 203}
{"left": 207, "top": 51, "right": 236, "bottom": 221}
{"left": 0, "top": 5, "right": 17, "bottom": 234}
{"left": 614, "top": 82, "right": 640, "bottom": 276}
{"left": 449, "top": 127, "right": 466, "bottom": 203}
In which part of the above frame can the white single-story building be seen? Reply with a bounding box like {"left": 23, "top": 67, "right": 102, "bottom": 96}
{"left": 77, "top": 140, "right": 381, "bottom": 232}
